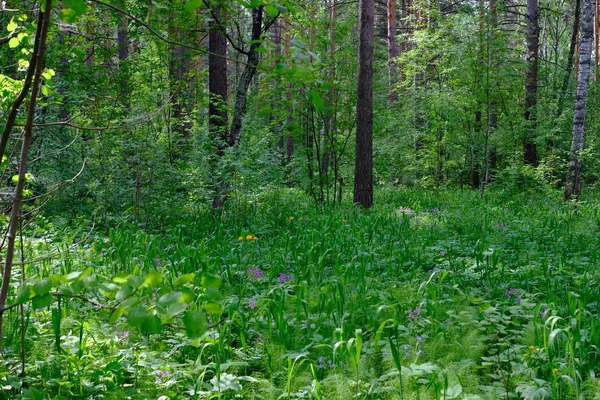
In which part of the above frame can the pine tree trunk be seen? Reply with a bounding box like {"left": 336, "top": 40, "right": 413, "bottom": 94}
{"left": 565, "top": 0, "right": 595, "bottom": 200}
{"left": 354, "top": 0, "right": 375, "bottom": 209}
{"left": 523, "top": 0, "right": 539, "bottom": 166}
{"left": 556, "top": 0, "right": 581, "bottom": 116}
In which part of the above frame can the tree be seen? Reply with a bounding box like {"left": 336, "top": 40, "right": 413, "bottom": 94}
{"left": 388, "top": 0, "right": 399, "bottom": 103}
{"left": 354, "top": 0, "right": 375, "bottom": 208}
{"left": 565, "top": 0, "right": 595, "bottom": 200}
{"left": 523, "top": 0, "right": 539, "bottom": 166}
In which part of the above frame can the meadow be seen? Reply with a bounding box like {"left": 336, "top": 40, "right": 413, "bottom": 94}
{"left": 1, "top": 187, "right": 600, "bottom": 399}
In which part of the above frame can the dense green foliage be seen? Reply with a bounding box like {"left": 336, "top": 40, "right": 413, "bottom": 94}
{"left": 1, "top": 188, "right": 600, "bottom": 399}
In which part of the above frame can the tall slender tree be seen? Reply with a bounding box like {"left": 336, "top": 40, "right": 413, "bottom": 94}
{"left": 388, "top": 0, "right": 399, "bottom": 103}
{"left": 354, "top": 0, "right": 375, "bottom": 208}
{"left": 565, "top": 0, "right": 595, "bottom": 200}
{"left": 523, "top": 0, "right": 539, "bottom": 166}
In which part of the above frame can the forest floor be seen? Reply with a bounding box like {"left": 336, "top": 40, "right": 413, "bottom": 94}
{"left": 1, "top": 187, "right": 600, "bottom": 399}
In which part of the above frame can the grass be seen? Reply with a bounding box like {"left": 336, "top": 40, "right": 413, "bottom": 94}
{"left": 1, "top": 187, "right": 600, "bottom": 399}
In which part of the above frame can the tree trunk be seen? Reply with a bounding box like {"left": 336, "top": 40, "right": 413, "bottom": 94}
{"left": 117, "top": 18, "right": 129, "bottom": 112}
{"left": 523, "top": 0, "right": 539, "bottom": 166}
{"left": 168, "top": 21, "right": 192, "bottom": 162}
{"left": 556, "top": 0, "right": 581, "bottom": 116}
{"left": 229, "top": 7, "right": 265, "bottom": 147}
{"left": 208, "top": 5, "right": 229, "bottom": 209}
{"left": 388, "top": 0, "right": 399, "bottom": 103}
{"left": 0, "top": 0, "right": 52, "bottom": 353}
{"left": 354, "top": 0, "right": 375, "bottom": 209}
{"left": 565, "top": 0, "right": 594, "bottom": 200}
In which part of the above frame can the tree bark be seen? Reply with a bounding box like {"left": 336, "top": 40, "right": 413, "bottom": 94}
{"left": 208, "top": 4, "right": 229, "bottom": 209}
{"left": 354, "top": 0, "right": 375, "bottom": 209}
{"left": 388, "top": 0, "right": 399, "bottom": 103}
{"left": 565, "top": 0, "right": 594, "bottom": 200}
{"left": 0, "top": 0, "right": 52, "bottom": 353}
{"left": 229, "top": 7, "right": 264, "bottom": 147}
{"left": 556, "top": 0, "right": 581, "bottom": 116}
{"left": 117, "top": 17, "right": 129, "bottom": 112}
{"left": 523, "top": 0, "right": 539, "bottom": 166}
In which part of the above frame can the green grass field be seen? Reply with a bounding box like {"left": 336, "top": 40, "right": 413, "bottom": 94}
{"left": 2, "top": 188, "right": 600, "bottom": 399}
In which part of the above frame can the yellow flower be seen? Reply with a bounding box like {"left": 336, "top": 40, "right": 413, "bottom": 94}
{"left": 528, "top": 345, "right": 535, "bottom": 350}
{"left": 287, "top": 216, "right": 294, "bottom": 221}
{"left": 238, "top": 236, "right": 244, "bottom": 241}
{"left": 341, "top": 219, "right": 347, "bottom": 223}
{"left": 300, "top": 217, "right": 304, "bottom": 221}
{"left": 246, "top": 235, "right": 253, "bottom": 240}
{"left": 553, "top": 368, "right": 559, "bottom": 374}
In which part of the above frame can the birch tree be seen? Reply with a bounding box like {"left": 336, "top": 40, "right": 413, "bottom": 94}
{"left": 565, "top": 0, "right": 595, "bottom": 200}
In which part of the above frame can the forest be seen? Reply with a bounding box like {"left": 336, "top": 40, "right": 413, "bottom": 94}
{"left": 1, "top": 0, "right": 600, "bottom": 399}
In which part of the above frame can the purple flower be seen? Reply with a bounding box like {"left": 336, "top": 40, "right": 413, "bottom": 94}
{"left": 248, "top": 299, "right": 258, "bottom": 309}
{"left": 278, "top": 273, "right": 291, "bottom": 283}
{"left": 252, "top": 334, "right": 263, "bottom": 345}
{"left": 247, "top": 266, "right": 264, "bottom": 280}
{"left": 408, "top": 306, "right": 421, "bottom": 320}
{"left": 515, "top": 297, "right": 522, "bottom": 304}
{"left": 539, "top": 305, "right": 548, "bottom": 317}
{"left": 439, "top": 251, "right": 446, "bottom": 257}
{"left": 153, "top": 258, "right": 162, "bottom": 267}
{"left": 153, "top": 369, "right": 168, "bottom": 382}
{"left": 403, "top": 344, "right": 409, "bottom": 350}
{"left": 417, "top": 336, "right": 423, "bottom": 342}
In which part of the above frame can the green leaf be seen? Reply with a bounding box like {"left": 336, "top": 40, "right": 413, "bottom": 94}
{"left": 109, "top": 306, "right": 126, "bottom": 323}
{"left": 8, "top": 37, "right": 19, "bottom": 49}
{"left": 15, "top": 285, "right": 32, "bottom": 304}
{"left": 166, "top": 302, "right": 188, "bottom": 318}
{"left": 33, "top": 278, "right": 52, "bottom": 296}
{"left": 127, "top": 305, "right": 148, "bottom": 327}
{"left": 41, "top": 86, "right": 50, "bottom": 96}
{"left": 204, "top": 302, "right": 223, "bottom": 314}
{"left": 127, "top": 275, "right": 145, "bottom": 288}
{"left": 64, "top": 0, "right": 87, "bottom": 15}
{"left": 6, "top": 18, "right": 18, "bottom": 33}
{"left": 158, "top": 291, "right": 182, "bottom": 307}
{"left": 184, "top": 0, "right": 202, "bottom": 12}
{"left": 115, "top": 285, "right": 134, "bottom": 301}
{"left": 183, "top": 310, "right": 208, "bottom": 339}
{"left": 144, "top": 271, "right": 162, "bottom": 287}
{"left": 201, "top": 274, "right": 222, "bottom": 290}
{"left": 308, "top": 91, "right": 324, "bottom": 111}
{"left": 141, "top": 315, "right": 162, "bottom": 334}
{"left": 206, "top": 287, "right": 223, "bottom": 301}
{"left": 112, "top": 272, "right": 130, "bottom": 284}
{"left": 59, "top": 9, "right": 77, "bottom": 23}
{"left": 265, "top": 4, "right": 279, "bottom": 17}
{"left": 32, "top": 293, "right": 52, "bottom": 310}
{"left": 174, "top": 273, "right": 195, "bottom": 285}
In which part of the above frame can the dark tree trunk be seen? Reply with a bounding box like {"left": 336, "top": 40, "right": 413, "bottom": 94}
{"left": 229, "top": 7, "right": 264, "bottom": 147}
{"left": 117, "top": 18, "right": 129, "bottom": 112}
{"left": 565, "top": 0, "right": 594, "bottom": 200}
{"left": 556, "top": 0, "right": 581, "bottom": 117}
{"left": 168, "top": 22, "right": 192, "bottom": 162}
{"left": 354, "top": 0, "right": 375, "bottom": 209}
{"left": 388, "top": 0, "right": 399, "bottom": 103}
{"left": 523, "top": 0, "right": 539, "bottom": 166}
{"left": 209, "top": 6, "right": 228, "bottom": 155}
{"left": 208, "top": 5, "right": 229, "bottom": 209}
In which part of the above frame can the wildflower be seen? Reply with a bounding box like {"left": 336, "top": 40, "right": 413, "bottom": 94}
{"left": 431, "top": 207, "right": 440, "bottom": 213}
{"left": 403, "top": 344, "right": 409, "bottom": 350}
{"left": 505, "top": 288, "right": 518, "bottom": 297}
{"left": 552, "top": 368, "right": 559, "bottom": 375}
{"left": 405, "top": 352, "right": 410, "bottom": 357}
{"left": 246, "top": 234, "right": 253, "bottom": 240}
{"left": 248, "top": 299, "right": 257, "bottom": 309}
{"left": 247, "top": 266, "right": 264, "bottom": 280}
{"left": 341, "top": 219, "right": 348, "bottom": 223}
{"left": 287, "top": 216, "right": 294, "bottom": 221}
{"left": 238, "top": 236, "right": 244, "bottom": 241}
{"left": 252, "top": 334, "right": 263, "bottom": 345}
{"left": 418, "top": 350, "right": 424, "bottom": 356}
{"left": 515, "top": 297, "right": 522, "bottom": 304}
{"left": 153, "top": 369, "right": 168, "bottom": 382}
{"left": 278, "top": 273, "right": 291, "bottom": 283}
{"left": 439, "top": 251, "right": 446, "bottom": 257}
{"left": 396, "top": 206, "right": 414, "bottom": 215}
{"left": 539, "top": 305, "right": 548, "bottom": 317}
{"left": 408, "top": 306, "right": 421, "bottom": 320}
{"left": 153, "top": 258, "right": 162, "bottom": 267}
{"left": 416, "top": 336, "right": 423, "bottom": 342}
{"left": 318, "top": 356, "right": 324, "bottom": 369}
{"left": 529, "top": 345, "right": 536, "bottom": 350}
{"left": 327, "top": 359, "right": 333, "bottom": 367}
